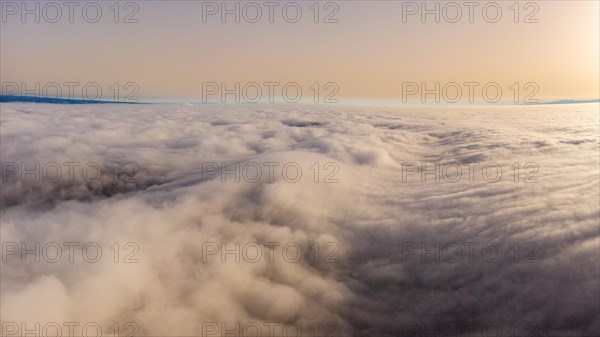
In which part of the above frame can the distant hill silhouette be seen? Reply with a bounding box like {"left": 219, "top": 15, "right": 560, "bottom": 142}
{"left": 540, "top": 99, "right": 600, "bottom": 105}
{"left": 0, "top": 95, "right": 141, "bottom": 104}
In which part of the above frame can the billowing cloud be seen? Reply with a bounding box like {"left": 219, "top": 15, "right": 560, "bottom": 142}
{"left": 1, "top": 102, "right": 598, "bottom": 336}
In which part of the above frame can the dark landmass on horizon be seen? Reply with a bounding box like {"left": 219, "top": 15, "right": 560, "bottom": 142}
{"left": 0, "top": 95, "right": 142, "bottom": 104}
{"left": 1, "top": 95, "right": 599, "bottom": 105}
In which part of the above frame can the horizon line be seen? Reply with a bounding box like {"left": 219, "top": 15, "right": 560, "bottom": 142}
{"left": 1, "top": 95, "right": 599, "bottom": 107}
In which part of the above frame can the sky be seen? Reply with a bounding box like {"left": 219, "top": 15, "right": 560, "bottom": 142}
{"left": 1, "top": 0, "right": 599, "bottom": 103}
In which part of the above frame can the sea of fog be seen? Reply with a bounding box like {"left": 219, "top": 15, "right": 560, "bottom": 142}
{"left": 1, "top": 103, "right": 598, "bottom": 336}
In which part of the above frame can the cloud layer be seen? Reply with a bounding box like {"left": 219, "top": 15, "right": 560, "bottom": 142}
{"left": 1, "top": 102, "right": 598, "bottom": 336}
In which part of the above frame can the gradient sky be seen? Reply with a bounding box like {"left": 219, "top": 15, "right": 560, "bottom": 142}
{"left": 1, "top": 0, "right": 599, "bottom": 103}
